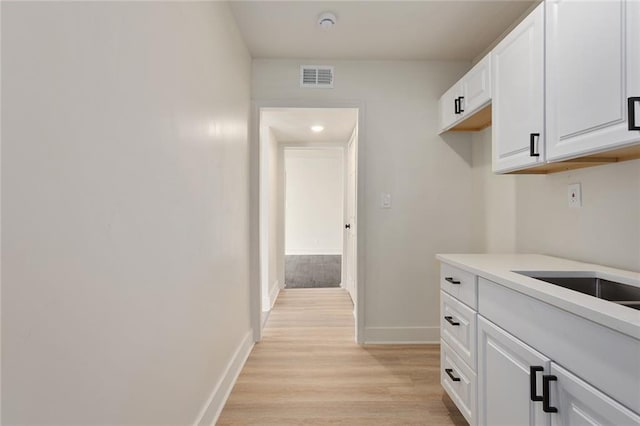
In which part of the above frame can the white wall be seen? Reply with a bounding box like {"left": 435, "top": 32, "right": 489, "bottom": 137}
{"left": 253, "top": 59, "right": 474, "bottom": 343}
{"left": 472, "top": 128, "right": 640, "bottom": 272}
{"left": 259, "top": 126, "right": 283, "bottom": 311}
{"left": 285, "top": 148, "right": 344, "bottom": 255}
{"left": 515, "top": 159, "right": 640, "bottom": 271}
{"left": 471, "top": 128, "right": 517, "bottom": 253}
{"left": 1, "top": 2, "right": 252, "bottom": 425}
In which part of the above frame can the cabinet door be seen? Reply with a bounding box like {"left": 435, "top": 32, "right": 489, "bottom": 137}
{"left": 463, "top": 53, "right": 492, "bottom": 116}
{"left": 550, "top": 362, "right": 640, "bottom": 426}
{"left": 439, "top": 82, "right": 464, "bottom": 133}
{"left": 492, "top": 3, "right": 545, "bottom": 173}
{"left": 478, "top": 317, "right": 551, "bottom": 426}
{"left": 546, "top": 0, "right": 640, "bottom": 161}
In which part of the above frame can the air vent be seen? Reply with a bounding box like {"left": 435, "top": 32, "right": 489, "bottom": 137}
{"left": 300, "top": 65, "right": 334, "bottom": 88}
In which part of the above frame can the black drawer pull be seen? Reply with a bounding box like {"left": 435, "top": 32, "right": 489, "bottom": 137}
{"left": 445, "top": 368, "right": 461, "bottom": 382}
{"left": 542, "top": 374, "right": 558, "bottom": 413}
{"left": 445, "top": 277, "right": 461, "bottom": 285}
{"left": 629, "top": 97, "right": 640, "bottom": 130}
{"left": 444, "top": 316, "right": 460, "bottom": 326}
{"left": 458, "top": 96, "right": 465, "bottom": 113}
{"left": 530, "top": 366, "right": 544, "bottom": 402}
{"left": 530, "top": 133, "right": 540, "bottom": 157}
{"left": 454, "top": 98, "right": 460, "bottom": 114}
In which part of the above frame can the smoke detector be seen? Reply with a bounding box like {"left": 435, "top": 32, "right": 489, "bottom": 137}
{"left": 318, "top": 12, "right": 337, "bottom": 30}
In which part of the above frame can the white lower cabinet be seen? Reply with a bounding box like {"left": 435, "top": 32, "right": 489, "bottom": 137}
{"left": 440, "top": 260, "right": 640, "bottom": 426}
{"left": 477, "top": 317, "right": 550, "bottom": 426}
{"left": 477, "top": 315, "right": 640, "bottom": 426}
{"left": 475, "top": 277, "right": 640, "bottom": 426}
{"left": 550, "top": 363, "right": 640, "bottom": 426}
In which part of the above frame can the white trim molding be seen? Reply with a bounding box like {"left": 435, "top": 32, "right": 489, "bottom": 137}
{"left": 193, "top": 331, "right": 254, "bottom": 426}
{"left": 364, "top": 326, "right": 440, "bottom": 344}
{"left": 285, "top": 249, "right": 343, "bottom": 256}
{"left": 269, "top": 281, "right": 280, "bottom": 309}
{"left": 262, "top": 280, "right": 280, "bottom": 312}
{"left": 249, "top": 99, "right": 366, "bottom": 345}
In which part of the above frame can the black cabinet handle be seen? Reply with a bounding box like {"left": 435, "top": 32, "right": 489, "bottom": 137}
{"left": 629, "top": 97, "right": 640, "bottom": 130}
{"left": 454, "top": 98, "right": 460, "bottom": 114}
{"left": 542, "top": 374, "right": 558, "bottom": 413}
{"left": 445, "top": 277, "right": 461, "bottom": 285}
{"left": 444, "top": 316, "right": 460, "bottom": 326}
{"left": 345, "top": 224, "right": 351, "bottom": 229}
{"left": 445, "top": 368, "right": 461, "bottom": 382}
{"left": 530, "top": 133, "right": 541, "bottom": 157}
{"left": 458, "top": 96, "right": 465, "bottom": 113}
{"left": 530, "top": 366, "right": 544, "bottom": 402}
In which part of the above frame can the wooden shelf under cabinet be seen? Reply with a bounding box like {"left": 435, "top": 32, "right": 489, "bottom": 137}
{"left": 508, "top": 144, "right": 640, "bottom": 174}
{"left": 446, "top": 104, "right": 492, "bottom": 132}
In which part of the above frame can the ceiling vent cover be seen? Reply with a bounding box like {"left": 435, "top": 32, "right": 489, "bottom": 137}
{"left": 300, "top": 65, "right": 334, "bottom": 88}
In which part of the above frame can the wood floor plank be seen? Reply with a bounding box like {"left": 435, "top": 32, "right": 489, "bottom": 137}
{"left": 218, "top": 288, "right": 467, "bottom": 425}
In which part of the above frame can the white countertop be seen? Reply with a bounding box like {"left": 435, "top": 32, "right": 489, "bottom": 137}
{"left": 436, "top": 254, "right": 640, "bottom": 340}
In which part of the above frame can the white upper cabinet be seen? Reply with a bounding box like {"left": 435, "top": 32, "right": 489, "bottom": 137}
{"left": 546, "top": 0, "right": 640, "bottom": 161}
{"left": 440, "top": 82, "right": 464, "bottom": 132}
{"left": 438, "top": 53, "right": 492, "bottom": 133}
{"left": 462, "top": 54, "right": 492, "bottom": 116}
{"left": 492, "top": 2, "right": 545, "bottom": 173}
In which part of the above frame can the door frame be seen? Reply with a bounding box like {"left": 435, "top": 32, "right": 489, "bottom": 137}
{"left": 250, "top": 100, "right": 366, "bottom": 344}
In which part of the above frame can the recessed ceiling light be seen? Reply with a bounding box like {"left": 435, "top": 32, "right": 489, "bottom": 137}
{"left": 311, "top": 125, "right": 324, "bottom": 133}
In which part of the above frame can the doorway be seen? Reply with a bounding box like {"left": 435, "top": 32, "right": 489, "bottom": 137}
{"left": 256, "top": 106, "right": 360, "bottom": 341}
{"left": 284, "top": 147, "right": 344, "bottom": 289}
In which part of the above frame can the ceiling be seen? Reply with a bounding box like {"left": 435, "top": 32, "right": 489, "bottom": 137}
{"left": 230, "top": 1, "right": 536, "bottom": 61}
{"left": 261, "top": 108, "right": 358, "bottom": 143}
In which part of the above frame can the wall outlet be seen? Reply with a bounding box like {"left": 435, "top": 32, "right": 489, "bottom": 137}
{"left": 568, "top": 183, "right": 582, "bottom": 208}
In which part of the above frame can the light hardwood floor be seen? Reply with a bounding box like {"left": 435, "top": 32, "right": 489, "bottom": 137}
{"left": 218, "top": 288, "right": 467, "bottom": 425}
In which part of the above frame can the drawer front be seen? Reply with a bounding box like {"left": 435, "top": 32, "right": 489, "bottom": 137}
{"left": 441, "top": 263, "right": 478, "bottom": 309}
{"left": 441, "top": 290, "right": 477, "bottom": 369}
{"left": 441, "top": 339, "right": 477, "bottom": 426}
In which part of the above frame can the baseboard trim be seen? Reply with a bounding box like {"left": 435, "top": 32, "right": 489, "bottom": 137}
{"left": 193, "top": 330, "right": 254, "bottom": 426}
{"left": 364, "top": 326, "right": 440, "bottom": 344}
{"left": 261, "top": 309, "right": 271, "bottom": 330}
{"left": 285, "top": 250, "right": 343, "bottom": 256}
{"left": 269, "top": 281, "right": 280, "bottom": 309}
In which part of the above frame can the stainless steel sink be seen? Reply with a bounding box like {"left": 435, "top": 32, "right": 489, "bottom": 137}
{"left": 514, "top": 271, "right": 640, "bottom": 310}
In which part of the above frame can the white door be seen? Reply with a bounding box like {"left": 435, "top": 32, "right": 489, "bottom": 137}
{"left": 478, "top": 317, "right": 551, "bottom": 426}
{"left": 492, "top": 2, "right": 545, "bottom": 173}
{"left": 550, "top": 362, "right": 640, "bottom": 426}
{"left": 344, "top": 128, "right": 357, "bottom": 304}
{"left": 546, "top": 0, "right": 640, "bottom": 161}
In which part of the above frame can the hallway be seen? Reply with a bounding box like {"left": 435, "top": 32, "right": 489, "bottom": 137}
{"left": 218, "top": 288, "right": 466, "bottom": 425}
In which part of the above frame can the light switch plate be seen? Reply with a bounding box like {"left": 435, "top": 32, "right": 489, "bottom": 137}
{"left": 568, "top": 183, "right": 582, "bottom": 208}
{"left": 381, "top": 193, "right": 392, "bottom": 209}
